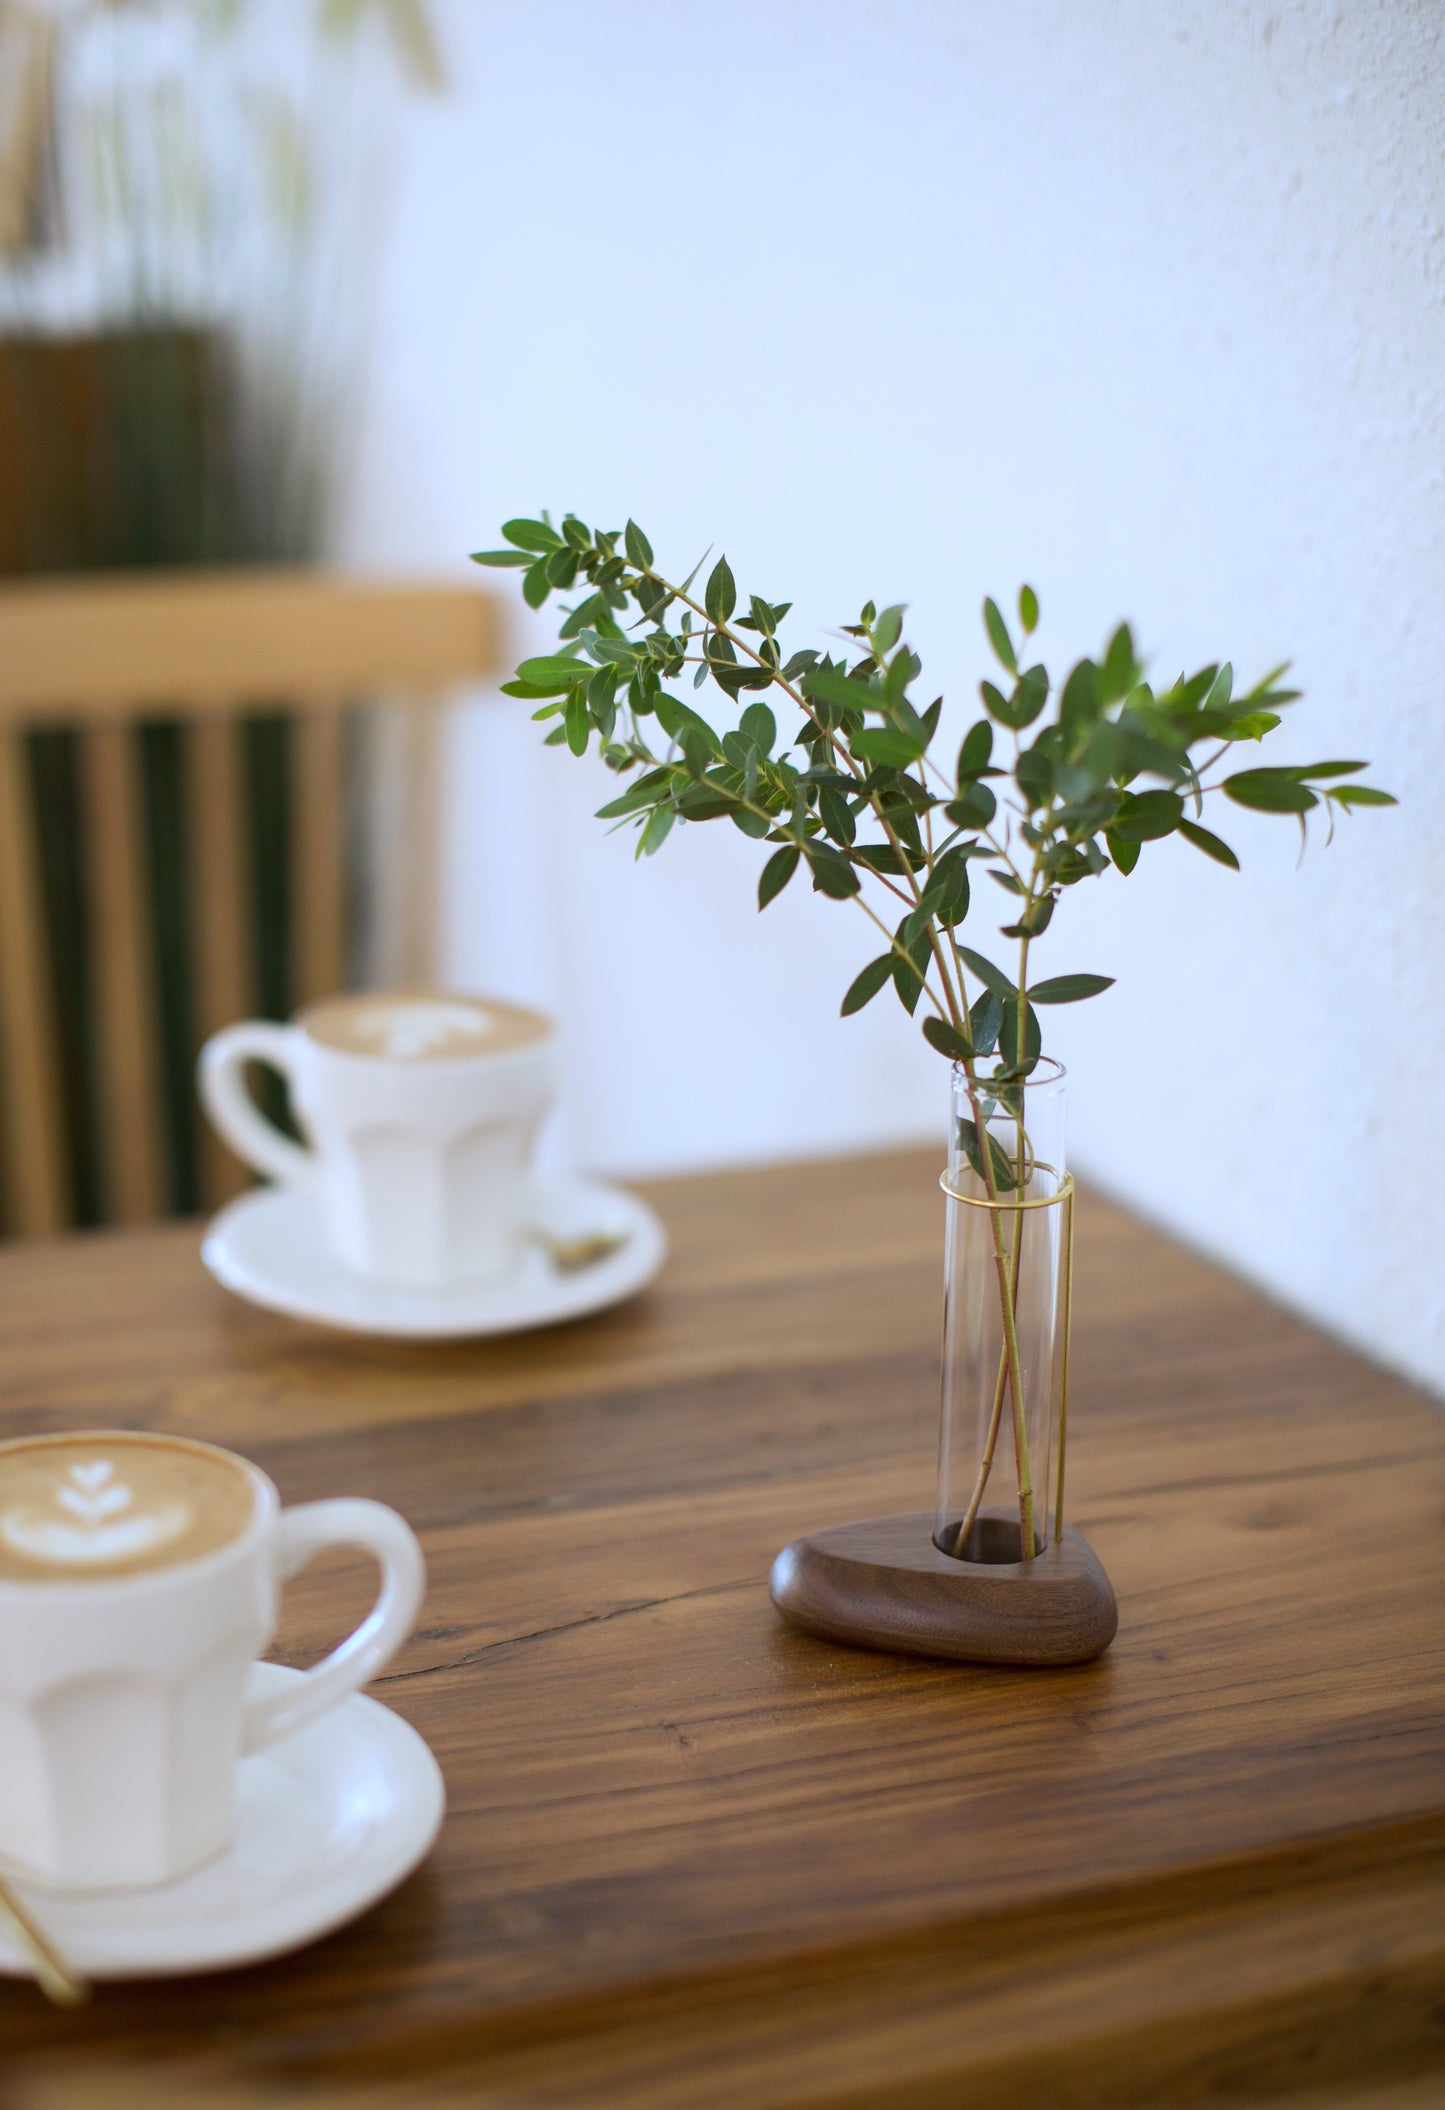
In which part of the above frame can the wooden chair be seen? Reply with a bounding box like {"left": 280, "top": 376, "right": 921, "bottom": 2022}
{"left": 0, "top": 568, "right": 503, "bottom": 1235}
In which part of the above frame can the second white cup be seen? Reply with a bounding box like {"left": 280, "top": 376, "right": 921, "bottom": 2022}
{"left": 200, "top": 990, "right": 557, "bottom": 1291}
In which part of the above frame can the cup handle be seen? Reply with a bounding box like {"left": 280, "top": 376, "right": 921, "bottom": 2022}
{"left": 198, "top": 1021, "right": 317, "bottom": 1189}
{"left": 242, "top": 1498, "right": 426, "bottom": 1754}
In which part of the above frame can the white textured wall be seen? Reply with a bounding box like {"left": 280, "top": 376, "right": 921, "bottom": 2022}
{"left": 342, "top": 1, "right": 1445, "bottom": 1391}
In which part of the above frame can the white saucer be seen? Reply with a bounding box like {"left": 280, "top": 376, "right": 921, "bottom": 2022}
{"left": 201, "top": 1175, "right": 667, "bottom": 1339}
{"left": 0, "top": 1664, "right": 443, "bottom": 1980}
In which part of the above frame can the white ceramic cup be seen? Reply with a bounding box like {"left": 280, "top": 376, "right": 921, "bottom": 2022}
{"left": 199, "top": 992, "right": 557, "bottom": 1291}
{"left": 0, "top": 1430, "right": 424, "bottom": 1892}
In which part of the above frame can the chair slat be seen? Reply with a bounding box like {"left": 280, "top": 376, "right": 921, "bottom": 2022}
{"left": 84, "top": 724, "right": 165, "bottom": 1223}
{"left": 0, "top": 728, "right": 66, "bottom": 1234}
{"left": 398, "top": 693, "right": 444, "bottom": 987}
{"left": 0, "top": 573, "right": 502, "bottom": 721}
{"left": 189, "top": 717, "right": 253, "bottom": 1208}
{"left": 293, "top": 703, "right": 346, "bottom": 1008}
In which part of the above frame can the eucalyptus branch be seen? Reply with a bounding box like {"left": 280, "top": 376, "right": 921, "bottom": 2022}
{"left": 474, "top": 512, "right": 1397, "bottom": 1556}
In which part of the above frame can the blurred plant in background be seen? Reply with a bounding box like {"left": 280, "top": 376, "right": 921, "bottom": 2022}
{"left": 0, "top": 0, "right": 439, "bottom": 1221}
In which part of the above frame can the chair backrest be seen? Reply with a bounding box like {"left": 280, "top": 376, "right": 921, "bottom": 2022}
{"left": 0, "top": 568, "right": 502, "bottom": 1236}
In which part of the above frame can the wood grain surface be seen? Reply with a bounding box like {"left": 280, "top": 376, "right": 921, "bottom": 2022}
{"left": 0, "top": 1147, "right": 1441, "bottom": 2107}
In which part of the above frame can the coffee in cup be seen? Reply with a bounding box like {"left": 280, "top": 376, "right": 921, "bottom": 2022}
{"left": 199, "top": 989, "right": 557, "bottom": 1291}
{"left": 0, "top": 1430, "right": 424, "bottom": 1891}
{"left": 0, "top": 1430, "right": 256, "bottom": 1584}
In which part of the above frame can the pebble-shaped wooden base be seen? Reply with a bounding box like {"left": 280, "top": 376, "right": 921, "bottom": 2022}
{"left": 769, "top": 1510, "right": 1118, "bottom": 1666}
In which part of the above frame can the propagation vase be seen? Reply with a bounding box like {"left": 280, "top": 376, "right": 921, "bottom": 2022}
{"left": 771, "top": 1058, "right": 1117, "bottom": 1666}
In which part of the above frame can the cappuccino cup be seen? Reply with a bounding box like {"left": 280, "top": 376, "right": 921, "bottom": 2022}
{"left": 0, "top": 1430, "right": 424, "bottom": 1891}
{"left": 200, "top": 990, "right": 557, "bottom": 1291}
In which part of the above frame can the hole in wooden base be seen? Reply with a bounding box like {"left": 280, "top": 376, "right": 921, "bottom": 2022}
{"left": 934, "top": 1513, "right": 1042, "bottom": 1564}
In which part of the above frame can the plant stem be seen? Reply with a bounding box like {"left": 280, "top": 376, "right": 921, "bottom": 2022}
{"left": 637, "top": 555, "right": 1040, "bottom": 1558}
{"left": 1005, "top": 926, "right": 1038, "bottom": 1558}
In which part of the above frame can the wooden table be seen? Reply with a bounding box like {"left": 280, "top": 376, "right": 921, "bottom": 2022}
{"left": 0, "top": 1149, "right": 1442, "bottom": 2108}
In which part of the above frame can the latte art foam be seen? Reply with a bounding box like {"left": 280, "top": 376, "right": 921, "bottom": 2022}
{"left": 0, "top": 1434, "right": 259, "bottom": 1583}
{"left": 300, "top": 991, "right": 550, "bottom": 1063}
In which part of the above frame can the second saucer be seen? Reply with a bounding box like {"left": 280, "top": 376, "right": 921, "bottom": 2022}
{"left": 202, "top": 1175, "right": 667, "bottom": 1339}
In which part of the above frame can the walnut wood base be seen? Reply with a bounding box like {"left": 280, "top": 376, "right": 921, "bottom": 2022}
{"left": 770, "top": 1509, "right": 1119, "bottom": 1666}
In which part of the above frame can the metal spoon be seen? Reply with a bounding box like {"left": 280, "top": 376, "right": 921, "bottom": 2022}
{"left": 0, "top": 1872, "right": 89, "bottom": 2006}
{"left": 529, "top": 1226, "right": 630, "bottom": 1273}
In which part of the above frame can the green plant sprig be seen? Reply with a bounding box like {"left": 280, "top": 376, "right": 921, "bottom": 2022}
{"left": 474, "top": 512, "right": 1395, "bottom": 1558}
{"left": 474, "top": 512, "right": 1394, "bottom": 1106}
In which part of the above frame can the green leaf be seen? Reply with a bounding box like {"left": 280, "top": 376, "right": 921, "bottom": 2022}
{"left": 1226, "top": 710, "right": 1281, "bottom": 742}
{"left": 730, "top": 805, "right": 771, "bottom": 839}
{"left": 503, "top": 517, "right": 562, "bottom": 553}
{"left": 740, "top": 702, "right": 777, "bottom": 755}
{"left": 1015, "top": 746, "right": 1053, "bottom": 809}
{"left": 721, "top": 729, "right": 757, "bottom": 772}
{"left": 982, "top": 668, "right": 1047, "bottom": 731}
{"left": 1178, "top": 818, "right": 1241, "bottom": 868}
{"left": 596, "top": 783, "right": 665, "bottom": 820}
{"left": 564, "top": 692, "right": 589, "bottom": 756}
{"left": 946, "top": 781, "right": 997, "bottom": 830}
{"left": 929, "top": 846, "right": 972, "bottom": 927}
{"left": 587, "top": 660, "right": 619, "bottom": 708}
{"left": 854, "top": 841, "right": 926, "bottom": 876}
{"left": 997, "top": 993, "right": 1041, "bottom": 1068}
{"left": 1203, "top": 663, "right": 1233, "bottom": 713}
{"left": 1291, "top": 760, "right": 1368, "bottom": 779}
{"left": 522, "top": 560, "right": 553, "bottom": 610}
{"left": 705, "top": 556, "right": 737, "bottom": 626}
{"left": 957, "top": 720, "right": 992, "bottom": 780}
{"left": 1224, "top": 769, "right": 1318, "bottom": 814}
{"left": 624, "top": 519, "right": 654, "bottom": 568}
{"left": 923, "top": 1015, "right": 973, "bottom": 1062}
{"left": 1111, "top": 789, "right": 1183, "bottom": 843}
{"left": 1001, "top": 892, "right": 1053, "bottom": 939}
{"left": 805, "top": 843, "right": 860, "bottom": 898}
{"left": 983, "top": 597, "right": 1017, "bottom": 674}
{"left": 1328, "top": 784, "right": 1397, "bottom": 808}
{"left": 872, "top": 604, "right": 905, "bottom": 655}
{"left": 515, "top": 654, "right": 590, "bottom": 693}
{"left": 758, "top": 844, "right": 800, "bottom": 907}
{"left": 1029, "top": 973, "right": 1115, "bottom": 1004}
{"left": 1012, "top": 665, "right": 1050, "bottom": 728}
{"left": 969, "top": 989, "right": 1003, "bottom": 1055}
{"left": 841, "top": 954, "right": 894, "bottom": 1016}
{"left": 1059, "top": 658, "right": 1099, "bottom": 744}
{"left": 1018, "top": 584, "right": 1039, "bottom": 634}
{"left": 957, "top": 945, "right": 1014, "bottom": 1001}
{"left": 470, "top": 548, "right": 532, "bottom": 568}
{"left": 818, "top": 786, "right": 856, "bottom": 846}
{"left": 956, "top": 1116, "right": 1019, "bottom": 1194}
{"left": 657, "top": 696, "right": 722, "bottom": 757}
{"left": 853, "top": 727, "right": 925, "bottom": 768}
{"left": 803, "top": 665, "right": 881, "bottom": 716}
{"left": 638, "top": 806, "right": 674, "bottom": 857}
{"left": 1106, "top": 829, "right": 1140, "bottom": 875}
{"left": 892, "top": 947, "right": 927, "bottom": 1015}
{"left": 1098, "top": 623, "right": 1136, "bottom": 704}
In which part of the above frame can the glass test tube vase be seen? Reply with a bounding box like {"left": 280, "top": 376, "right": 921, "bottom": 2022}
{"left": 769, "top": 1059, "right": 1117, "bottom": 1667}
